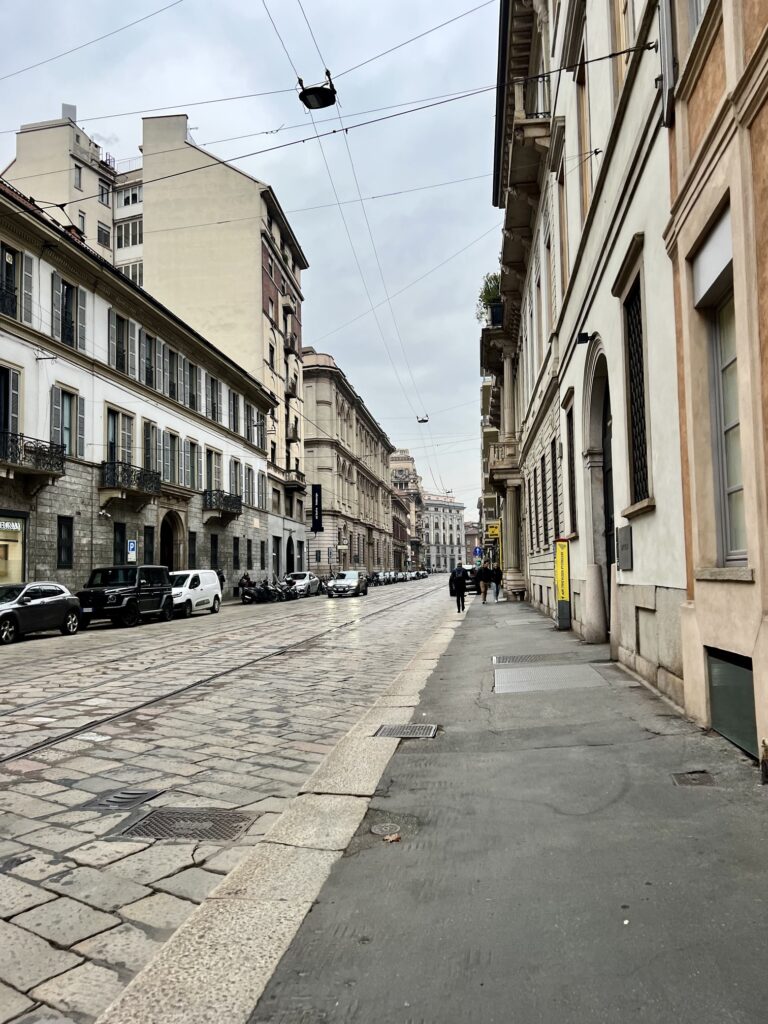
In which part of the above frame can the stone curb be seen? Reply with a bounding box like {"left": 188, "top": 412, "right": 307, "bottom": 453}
{"left": 93, "top": 611, "right": 460, "bottom": 1024}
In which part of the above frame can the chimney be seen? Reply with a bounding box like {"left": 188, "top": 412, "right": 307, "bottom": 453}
{"left": 62, "top": 103, "right": 77, "bottom": 122}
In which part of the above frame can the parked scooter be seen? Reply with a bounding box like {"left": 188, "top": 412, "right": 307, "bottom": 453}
{"left": 239, "top": 573, "right": 259, "bottom": 604}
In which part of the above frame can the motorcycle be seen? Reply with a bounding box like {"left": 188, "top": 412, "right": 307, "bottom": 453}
{"left": 239, "top": 574, "right": 259, "bottom": 604}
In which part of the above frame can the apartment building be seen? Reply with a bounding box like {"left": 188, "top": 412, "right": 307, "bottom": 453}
{"left": 4, "top": 108, "right": 309, "bottom": 577}
{"left": 422, "top": 494, "right": 465, "bottom": 571}
{"left": 392, "top": 494, "right": 410, "bottom": 570}
{"left": 482, "top": 0, "right": 685, "bottom": 700}
{"left": 0, "top": 181, "right": 275, "bottom": 591}
{"left": 301, "top": 349, "right": 394, "bottom": 575}
{"left": 390, "top": 448, "right": 425, "bottom": 566}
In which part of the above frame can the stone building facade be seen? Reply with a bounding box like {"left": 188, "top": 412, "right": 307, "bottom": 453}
{"left": 301, "top": 350, "right": 394, "bottom": 575}
{"left": 390, "top": 448, "right": 425, "bottom": 567}
{"left": 392, "top": 495, "right": 410, "bottom": 570}
{"left": 422, "top": 494, "right": 465, "bottom": 571}
{"left": 0, "top": 182, "right": 276, "bottom": 594}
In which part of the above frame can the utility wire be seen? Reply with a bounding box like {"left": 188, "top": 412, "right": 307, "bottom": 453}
{"left": 0, "top": 0, "right": 186, "bottom": 84}
{"left": 261, "top": 0, "right": 301, "bottom": 78}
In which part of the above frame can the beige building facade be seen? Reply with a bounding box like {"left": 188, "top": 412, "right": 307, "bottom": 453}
{"left": 302, "top": 350, "right": 394, "bottom": 575}
{"left": 390, "top": 448, "right": 425, "bottom": 567}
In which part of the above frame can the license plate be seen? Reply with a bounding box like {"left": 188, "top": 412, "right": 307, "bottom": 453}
{"left": 82, "top": 607, "right": 92, "bottom": 614}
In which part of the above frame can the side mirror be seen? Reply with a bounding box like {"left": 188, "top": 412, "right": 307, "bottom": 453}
{"left": 18, "top": 595, "right": 31, "bottom": 605}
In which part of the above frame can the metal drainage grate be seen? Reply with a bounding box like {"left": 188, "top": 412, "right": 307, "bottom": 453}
{"left": 493, "top": 654, "right": 550, "bottom": 664}
{"left": 88, "top": 788, "right": 162, "bottom": 810}
{"left": 672, "top": 771, "right": 715, "bottom": 787}
{"left": 374, "top": 724, "right": 438, "bottom": 740}
{"left": 494, "top": 664, "right": 607, "bottom": 694}
{"left": 121, "top": 807, "right": 258, "bottom": 841}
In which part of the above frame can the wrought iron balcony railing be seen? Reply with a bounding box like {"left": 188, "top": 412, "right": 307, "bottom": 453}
{"left": 0, "top": 432, "right": 66, "bottom": 474}
{"left": 284, "top": 468, "right": 306, "bottom": 490}
{"left": 203, "top": 489, "right": 242, "bottom": 515}
{"left": 101, "top": 461, "right": 161, "bottom": 494}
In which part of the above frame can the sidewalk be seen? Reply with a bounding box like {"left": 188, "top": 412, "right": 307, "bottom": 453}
{"left": 246, "top": 595, "right": 767, "bottom": 1024}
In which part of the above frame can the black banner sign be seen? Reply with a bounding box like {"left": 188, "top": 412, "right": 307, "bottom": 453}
{"left": 311, "top": 484, "right": 324, "bottom": 533}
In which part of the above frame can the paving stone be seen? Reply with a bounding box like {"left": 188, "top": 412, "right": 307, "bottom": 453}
{"left": 46, "top": 810, "right": 100, "bottom": 826}
{"left": 43, "top": 867, "right": 151, "bottom": 912}
{"left": 153, "top": 868, "right": 222, "bottom": 903}
{"left": 70, "top": 777, "right": 118, "bottom": 795}
{"left": 21, "top": 827, "right": 87, "bottom": 854}
{"left": 120, "top": 892, "right": 197, "bottom": 932}
{"left": 11, "top": 897, "right": 120, "bottom": 946}
{"left": 68, "top": 840, "right": 148, "bottom": 867}
{"left": 110, "top": 845, "right": 196, "bottom": 885}
{"left": 0, "top": 840, "right": 23, "bottom": 861}
{"left": 0, "top": 980, "right": 33, "bottom": 1023}
{"left": 202, "top": 847, "right": 252, "bottom": 874}
{"left": 246, "top": 812, "right": 282, "bottom": 836}
{"left": 0, "top": 794, "right": 61, "bottom": 819}
{"left": 11, "top": 1009, "right": 77, "bottom": 1024}
{"left": 57, "top": 757, "right": 124, "bottom": 775}
{"left": 73, "top": 923, "right": 163, "bottom": 973}
{"left": 45, "top": 790, "right": 93, "bottom": 808}
{"left": 12, "top": 782, "right": 65, "bottom": 798}
{"left": 29, "top": 962, "right": 123, "bottom": 1019}
{"left": 210, "top": 844, "right": 339, "bottom": 903}
{"left": 242, "top": 796, "right": 290, "bottom": 813}
{"left": 0, "top": 873, "right": 56, "bottom": 917}
{"left": 9, "top": 854, "right": 75, "bottom": 883}
{"left": 73, "top": 813, "right": 130, "bottom": 836}
{"left": 0, "top": 920, "right": 81, "bottom": 991}
{"left": 264, "top": 793, "right": 369, "bottom": 851}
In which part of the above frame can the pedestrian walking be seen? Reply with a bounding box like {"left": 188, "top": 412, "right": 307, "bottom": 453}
{"left": 451, "top": 563, "right": 469, "bottom": 613}
{"left": 491, "top": 564, "right": 503, "bottom": 602}
{"left": 477, "top": 562, "right": 493, "bottom": 604}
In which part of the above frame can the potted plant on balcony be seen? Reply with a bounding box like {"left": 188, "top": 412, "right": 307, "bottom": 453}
{"left": 476, "top": 272, "right": 502, "bottom": 326}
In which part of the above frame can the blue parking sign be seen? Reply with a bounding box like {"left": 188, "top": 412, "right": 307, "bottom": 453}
{"left": 127, "top": 539, "right": 137, "bottom": 563}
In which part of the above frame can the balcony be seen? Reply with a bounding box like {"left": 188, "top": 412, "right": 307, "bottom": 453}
{"left": 284, "top": 468, "right": 306, "bottom": 492}
{"left": 100, "top": 461, "right": 160, "bottom": 510}
{"left": 202, "top": 488, "right": 242, "bottom": 524}
{"left": 0, "top": 432, "right": 66, "bottom": 494}
{"left": 488, "top": 438, "right": 521, "bottom": 489}
{"left": 285, "top": 332, "right": 300, "bottom": 356}
{"left": 285, "top": 376, "right": 298, "bottom": 398}
{"left": 287, "top": 424, "right": 300, "bottom": 443}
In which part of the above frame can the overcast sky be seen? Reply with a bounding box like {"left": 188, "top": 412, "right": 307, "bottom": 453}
{"left": 2, "top": 0, "right": 501, "bottom": 518}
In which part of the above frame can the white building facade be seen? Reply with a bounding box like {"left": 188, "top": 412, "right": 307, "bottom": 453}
{"left": 422, "top": 494, "right": 466, "bottom": 571}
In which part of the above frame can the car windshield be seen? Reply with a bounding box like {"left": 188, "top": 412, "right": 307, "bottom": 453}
{"left": 170, "top": 573, "right": 190, "bottom": 587}
{"left": 335, "top": 572, "right": 357, "bottom": 580}
{"left": 0, "top": 585, "right": 24, "bottom": 603}
{"left": 289, "top": 574, "right": 307, "bottom": 580}
{"left": 86, "top": 567, "right": 137, "bottom": 587}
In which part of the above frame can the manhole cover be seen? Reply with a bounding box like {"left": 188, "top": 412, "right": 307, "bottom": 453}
{"left": 373, "top": 724, "right": 438, "bottom": 739}
{"left": 672, "top": 771, "right": 715, "bottom": 787}
{"left": 121, "top": 808, "right": 257, "bottom": 840}
{"left": 370, "top": 822, "right": 401, "bottom": 836}
{"left": 493, "top": 664, "right": 606, "bottom": 693}
{"left": 88, "top": 789, "right": 162, "bottom": 810}
{"left": 493, "top": 654, "right": 550, "bottom": 664}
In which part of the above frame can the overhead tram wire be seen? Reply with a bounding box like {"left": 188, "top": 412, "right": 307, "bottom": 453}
{"left": 0, "top": 0, "right": 187, "bottom": 84}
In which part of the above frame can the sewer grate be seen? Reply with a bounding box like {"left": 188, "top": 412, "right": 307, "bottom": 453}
{"left": 373, "top": 724, "right": 438, "bottom": 739}
{"left": 121, "top": 807, "right": 258, "bottom": 840}
{"left": 493, "top": 664, "right": 607, "bottom": 694}
{"left": 672, "top": 771, "right": 715, "bottom": 787}
{"left": 493, "top": 654, "right": 550, "bottom": 664}
{"left": 88, "top": 788, "right": 162, "bottom": 810}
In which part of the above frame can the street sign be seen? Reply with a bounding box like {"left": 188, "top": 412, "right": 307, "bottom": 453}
{"left": 473, "top": 546, "right": 483, "bottom": 557}
{"left": 311, "top": 485, "right": 324, "bottom": 533}
{"left": 127, "top": 539, "right": 137, "bottom": 563}
{"left": 554, "top": 539, "right": 571, "bottom": 631}
{"left": 486, "top": 521, "right": 500, "bottom": 539}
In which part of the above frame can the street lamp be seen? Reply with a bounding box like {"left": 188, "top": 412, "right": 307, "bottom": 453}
{"left": 298, "top": 71, "right": 337, "bottom": 110}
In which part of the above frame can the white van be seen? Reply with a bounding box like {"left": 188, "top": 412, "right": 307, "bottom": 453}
{"left": 169, "top": 570, "right": 222, "bottom": 617}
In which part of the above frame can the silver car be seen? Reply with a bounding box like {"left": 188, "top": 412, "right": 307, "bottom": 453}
{"left": 287, "top": 572, "right": 320, "bottom": 597}
{"left": 326, "top": 571, "right": 368, "bottom": 598}
{"left": 0, "top": 582, "right": 81, "bottom": 645}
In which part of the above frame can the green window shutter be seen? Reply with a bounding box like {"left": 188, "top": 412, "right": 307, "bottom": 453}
{"left": 21, "top": 254, "right": 33, "bottom": 325}
{"left": 139, "top": 329, "right": 146, "bottom": 384}
{"left": 9, "top": 370, "right": 20, "bottom": 436}
{"left": 77, "top": 396, "right": 85, "bottom": 458}
{"left": 205, "top": 374, "right": 212, "bottom": 418}
{"left": 162, "top": 430, "right": 170, "bottom": 482}
{"left": 77, "top": 288, "right": 87, "bottom": 350}
{"left": 50, "top": 386, "right": 62, "bottom": 445}
{"left": 51, "top": 272, "right": 62, "bottom": 341}
{"left": 128, "top": 321, "right": 137, "bottom": 378}
{"left": 108, "top": 309, "right": 117, "bottom": 367}
{"left": 217, "top": 381, "right": 223, "bottom": 422}
{"left": 196, "top": 445, "right": 202, "bottom": 490}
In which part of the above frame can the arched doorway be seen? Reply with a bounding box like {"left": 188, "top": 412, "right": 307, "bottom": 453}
{"left": 582, "top": 346, "right": 614, "bottom": 643}
{"left": 159, "top": 511, "right": 183, "bottom": 570}
{"left": 286, "top": 536, "right": 295, "bottom": 574}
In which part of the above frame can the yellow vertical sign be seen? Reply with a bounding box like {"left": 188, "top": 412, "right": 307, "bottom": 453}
{"left": 555, "top": 540, "right": 570, "bottom": 601}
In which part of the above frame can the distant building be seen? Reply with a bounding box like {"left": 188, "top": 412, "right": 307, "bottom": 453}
{"left": 302, "top": 350, "right": 394, "bottom": 575}
{"left": 390, "top": 448, "right": 424, "bottom": 567}
{"left": 392, "top": 495, "right": 410, "bottom": 570}
{"left": 464, "top": 522, "right": 482, "bottom": 564}
{"left": 422, "top": 494, "right": 465, "bottom": 571}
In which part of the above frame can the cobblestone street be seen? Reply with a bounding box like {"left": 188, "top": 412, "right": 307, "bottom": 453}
{"left": 0, "top": 579, "right": 452, "bottom": 1023}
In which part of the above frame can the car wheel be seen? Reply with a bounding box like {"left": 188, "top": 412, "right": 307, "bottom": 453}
{"left": 211, "top": 596, "right": 221, "bottom": 614}
{"left": 79, "top": 615, "right": 91, "bottom": 630}
{"left": 121, "top": 602, "right": 140, "bottom": 628}
{"left": 60, "top": 609, "right": 80, "bottom": 636}
{"left": 160, "top": 600, "right": 174, "bottom": 623}
{"left": 0, "top": 616, "right": 18, "bottom": 645}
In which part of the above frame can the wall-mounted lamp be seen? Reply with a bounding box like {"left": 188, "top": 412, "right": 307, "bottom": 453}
{"left": 577, "top": 331, "right": 598, "bottom": 345}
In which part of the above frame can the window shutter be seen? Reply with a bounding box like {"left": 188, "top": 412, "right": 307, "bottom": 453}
{"left": 21, "top": 254, "right": 33, "bottom": 325}
{"left": 123, "top": 416, "right": 133, "bottom": 466}
{"left": 128, "top": 321, "right": 137, "bottom": 378}
{"left": 156, "top": 427, "right": 163, "bottom": 476}
{"left": 196, "top": 370, "right": 202, "bottom": 413}
{"left": 50, "top": 386, "right": 62, "bottom": 445}
{"left": 139, "top": 329, "right": 146, "bottom": 384}
{"left": 77, "top": 288, "right": 87, "bottom": 350}
{"left": 162, "top": 430, "right": 170, "bottom": 482}
{"left": 217, "top": 380, "right": 223, "bottom": 422}
{"left": 214, "top": 453, "right": 222, "bottom": 491}
{"left": 229, "top": 390, "right": 234, "bottom": 430}
{"left": 196, "top": 445, "right": 202, "bottom": 491}
{"left": 184, "top": 358, "right": 190, "bottom": 407}
{"left": 51, "top": 272, "right": 62, "bottom": 341}
{"left": 205, "top": 374, "right": 212, "bottom": 418}
{"left": 229, "top": 460, "right": 235, "bottom": 494}
{"left": 77, "top": 396, "right": 85, "bottom": 458}
{"left": 9, "top": 370, "right": 19, "bottom": 436}
{"left": 155, "top": 341, "right": 164, "bottom": 392}
{"left": 184, "top": 439, "right": 191, "bottom": 487}
{"left": 108, "top": 309, "right": 117, "bottom": 367}
{"left": 176, "top": 356, "right": 183, "bottom": 404}
{"left": 163, "top": 344, "right": 170, "bottom": 396}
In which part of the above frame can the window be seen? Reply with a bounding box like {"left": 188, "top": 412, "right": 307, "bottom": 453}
{"left": 551, "top": 438, "right": 560, "bottom": 538}
{"left": 74, "top": 165, "right": 82, "bottom": 190}
{"left": 167, "top": 348, "right": 178, "bottom": 399}
{"left": 113, "top": 521, "right": 127, "bottom": 564}
{"left": 267, "top": 256, "right": 274, "bottom": 278}
{"left": 188, "top": 530, "right": 197, "bottom": 569}
{"left": 229, "top": 390, "right": 240, "bottom": 433}
{"left": 257, "top": 471, "right": 267, "bottom": 509}
{"left": 229, "top": 458, "right": 242, "bottom": 496}
{"left": 566, "top": 406, "right": 577, "bottom": 533}
{"left": 50, "top": 386, "right": 84, "bottom": 458}
{"left": 118, "top": 262, "right": 144, "bottom": 287}
{"left": 205, "top": 448, "right": 222, "bottom": 491}
{"left": 296, "top": 498, "right": 303, "bottom": 520}
{"left": 260, "top": 540, "right": 266, "bottom": 570}
{"left": 161, "top": 431, "right": 179, "bottom": 484}
{"left": 575, "top": 41, "right": 593, "bottom": 222}
{"left": 712, "top": 296, "right": 746, "bottom": 563}
{"left": 57, "top": 516, "right": 73, "bottom": 569}
{"left": 534, "top": 467, "right": 540, "bottom": 548}
{"left": 690, "top": 0, "right": 709, "bottom": 34}
{"left": 244, "top": 465, "right": 255, "bottom": 505}
{"left": 528, "top": 478, "right": 535, "bottom": 552}
{"left": 541, "top": 454, "right": 549, "bottom": 547}
{"left": 611, "top": 0, "right": 634, "bottom": 94}
{"left": 116, "top": 185, "right": 143, "bottom": 207}
{"left": 108, "top": 310, "right": 134, "bottom": 374}
{"left": 206, "top": 374, "right": 222, "bottom": 421}
{"left": 233, "top": 536, "right": 240, "bottom": 571}
{"left": 143, "top": 421, "right": 158, "bottom": 471}
{"left": 270, "top": 441, "right": 277, "bottom": 465}
{"left": 189, "top": 440, "right": 201, "bottom": 489}
{"left": 210, "top": 533, "right": 219, "bottom": 569}
{"left": 247, "top": 538, "right": 253, "bottom": 570}
{"left": 268, "top": 298, "right": 275, "bottom": 322}
{"left": 625, "top": 278, "right": 650, "bottom": 503}
{"left": 186, "top": 362, "right": 200, "bottom": 411}
{"left": 98, "top": 180, "right": 110, "bottom": 205}
{"left": 144, "top": 525, "right": 155, "bottom": 563}
{"left": 78, "top": 211, "right": 86, "bottom": 233}
{"left": 272, "top": 488, "right": 281, "bottom": 514}
{"left": 142, "top": 333, "right": 156, "bottom": 388}
{"left": 97, "top": 222, "right": 111, "bottom": 248}
{"left": 52, "top": 273, "right": 86, "bottom": 349}
{"left": 269, "top": 344, "right": 275, "bottom": 369}
{"left": 116, "top": 218, "right": 143, "bottom": 249}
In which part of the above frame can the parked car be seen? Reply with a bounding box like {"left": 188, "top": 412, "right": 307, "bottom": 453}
{"left": 326, "top": 571, "right": 368, "bottom": 598}
{"left": 0, "top": 582, "right": 81, "bottom": 645}
{"left": 77, "top": 565, "right": 173, "bottom": 629}
{"left": 169, "top": 570, "right": 222, "bottom": 616}
{"left": 286, "top": 571, "right": 320, "bottom": 597}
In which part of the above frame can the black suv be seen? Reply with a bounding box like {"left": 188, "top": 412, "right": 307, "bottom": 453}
{"left": 77, "top": 565, "right": 173, "bottom": 629}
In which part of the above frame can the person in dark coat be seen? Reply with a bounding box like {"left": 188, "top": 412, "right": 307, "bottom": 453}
{"left": 491, "top": 564, "right": 503, "bottom": 602}
{"left": 477, "top": 563, "right": 493, "bottom": 604}
{"left": 450, "top": 563, "right": 469, "bottom": 613}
